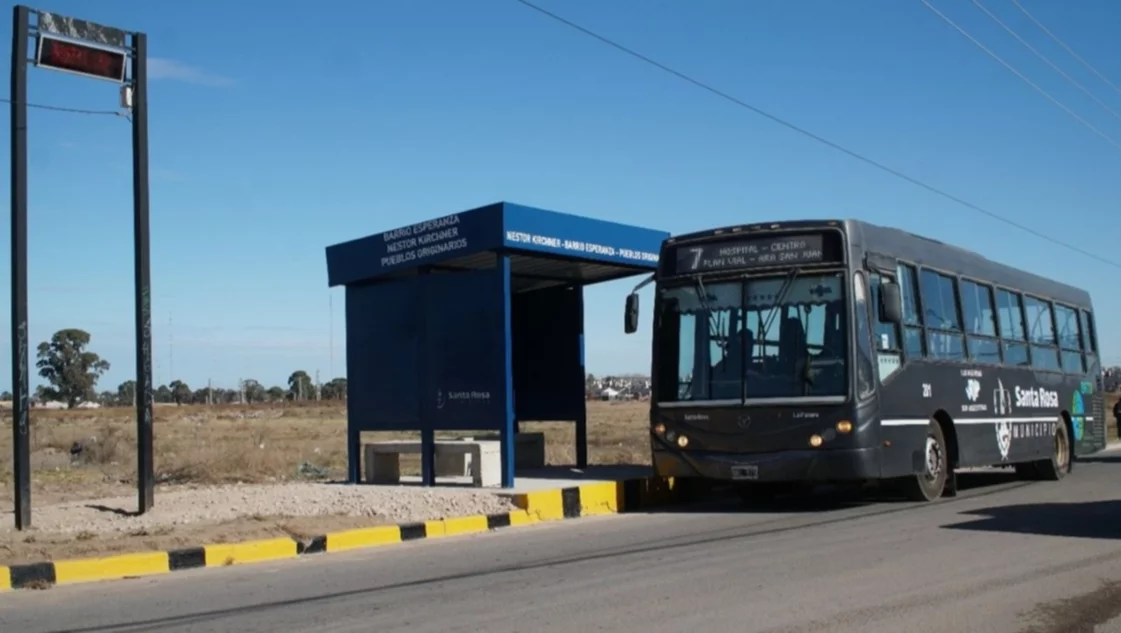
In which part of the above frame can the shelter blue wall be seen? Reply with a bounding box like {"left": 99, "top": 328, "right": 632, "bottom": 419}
{"left": 345, "top": 280, "right": 420, "bottom": 429}
{"left": 511, "top": 285, "right": 585, "bottom": 421}
{"left": 346, "top": 269, "right": 507, "bottom": 432}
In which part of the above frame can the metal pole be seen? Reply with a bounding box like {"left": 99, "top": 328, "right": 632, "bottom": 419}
{"left": 9, "top": 4, "right": 30, "bottom": 530}
{"left": 131, "top": 31, "right": 154, "bottom": 514}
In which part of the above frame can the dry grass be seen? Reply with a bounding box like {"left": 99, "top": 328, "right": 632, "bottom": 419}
{"left": 0, "top": 400, "right": 650, "bottom": 508}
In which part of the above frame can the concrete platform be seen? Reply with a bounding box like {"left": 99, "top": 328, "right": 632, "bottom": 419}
{"left": 385, "top": 464, "right": 656, "bottom": 494}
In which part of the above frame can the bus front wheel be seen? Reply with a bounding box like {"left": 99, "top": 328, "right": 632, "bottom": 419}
{"left": 900, "top": 420, "right": 949, "bottom": 502}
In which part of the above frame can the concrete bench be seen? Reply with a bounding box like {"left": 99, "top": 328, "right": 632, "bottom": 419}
{"left": 464, "top": 432, "right": 546, "bottom": 470}
{"left": 364, "top": 440, "right": 501, "bottom": 487}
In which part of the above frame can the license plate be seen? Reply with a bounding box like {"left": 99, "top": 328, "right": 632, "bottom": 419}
{"left": 731, "top": 464, "right": 758, "bottom": 480}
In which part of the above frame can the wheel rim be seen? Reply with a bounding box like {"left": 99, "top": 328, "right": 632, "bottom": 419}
{"left": 925, "top": 435, "right": 943, "bottom": 482}
{"left": 1055, "top": 425, "right": 1069, "bottom": 470}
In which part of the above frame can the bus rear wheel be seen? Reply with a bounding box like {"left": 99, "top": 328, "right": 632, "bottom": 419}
{"left": 1022, "top": 419, "right": 1072, "bottom": 481}
{"left": 899, "top": 420, "right": 948, "bottom": 502}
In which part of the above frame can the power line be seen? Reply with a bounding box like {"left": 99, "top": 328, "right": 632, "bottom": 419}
{"left": 919, "top": 0, "right": 1121, "bottom": 153}
{"left": 1011, "top": 0, "right": 1121, "bottom": 99}
{"left": 970, "top": 0, "right": 1121, "bottom": 124}
{"left": 510, "top": 0, "right": 1121, "bottom": 271}
{"left": 0, "top": 98, "right": 128, "bottom": 118}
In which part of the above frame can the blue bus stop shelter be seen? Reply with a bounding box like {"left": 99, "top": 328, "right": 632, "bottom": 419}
{"left": 325, "top": 201, "right": 668, "bottom": 488}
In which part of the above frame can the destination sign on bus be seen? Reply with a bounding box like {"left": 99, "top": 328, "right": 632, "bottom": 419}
{"left": 673, "top": 233, "right": 829, "bottom": 273}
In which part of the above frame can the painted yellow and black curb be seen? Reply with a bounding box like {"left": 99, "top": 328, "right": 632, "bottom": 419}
{"left": 1, "top": 475, "right": 724, "bottom": 592}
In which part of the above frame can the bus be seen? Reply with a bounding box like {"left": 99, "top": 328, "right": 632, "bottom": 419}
{"left": 623, "top": 219, "right": 1105, "bottom": 502}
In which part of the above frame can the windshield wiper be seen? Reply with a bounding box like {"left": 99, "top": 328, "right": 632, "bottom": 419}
{"left": 759, "top": 267, "right": 802, "bottom": 345}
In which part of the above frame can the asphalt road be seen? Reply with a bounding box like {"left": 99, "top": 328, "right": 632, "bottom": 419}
{"left": 4, "top": 452, "right": 1121, "bottom": 633}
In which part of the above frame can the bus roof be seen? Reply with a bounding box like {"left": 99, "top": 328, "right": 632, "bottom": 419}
{"left": 847, "top": 218, "right": 1092, "bottom": 308}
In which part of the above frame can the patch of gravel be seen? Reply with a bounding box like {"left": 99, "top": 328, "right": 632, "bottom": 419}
{"left": 0, "top": 483, "right": 520, "bottom": 536}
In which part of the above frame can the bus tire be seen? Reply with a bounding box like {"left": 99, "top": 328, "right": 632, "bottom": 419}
{"left": 1033, "top": 418, "right": 1072, "bottom": 481}
{"left": 900, "top": 419, "right": 948, "bottom": 502}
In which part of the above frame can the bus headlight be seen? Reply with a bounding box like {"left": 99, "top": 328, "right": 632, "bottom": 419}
{"left": 809, "top": 434, "right": 824, "bottom": 448}
{"left": 676, "top": 434, "right": 689, "bottom": 448}
{"left": 653, "top": 423, "right": 666, "bottom": 435}
{"left": 836, "top": 420, "right": 853, "bottom": 434}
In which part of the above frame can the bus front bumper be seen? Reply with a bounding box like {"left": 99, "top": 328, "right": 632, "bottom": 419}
{"left": 652, "top": 445, "right": 882, "bottom": 483}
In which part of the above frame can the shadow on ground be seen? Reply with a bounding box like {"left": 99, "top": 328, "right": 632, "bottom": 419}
{"left": 943, "top": 499, "right": 1121, "bottom": 540}
{"left": 1076, "top": 453, "right": 1121, "bottom": 464}
{"left": 654, "top": 469, "right": 1025, "bottom": 515}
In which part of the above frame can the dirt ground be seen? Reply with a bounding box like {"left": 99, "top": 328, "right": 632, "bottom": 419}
{"left": 0, "top": 400, "right": 650, "bottom": 564}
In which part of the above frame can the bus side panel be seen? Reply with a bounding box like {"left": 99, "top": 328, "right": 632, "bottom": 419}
{"left": 876, "top": 360, "right": 1094, "bottom": 474}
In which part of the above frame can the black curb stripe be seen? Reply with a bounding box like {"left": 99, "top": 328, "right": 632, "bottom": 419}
{"left": 486, "top": 513, "right": 512, "bottom": 530}
{"left": 620, "top": 479, "right": 641, "bottom": 513}
{"left": 300, "top": 536, "right": 327, "bottom": 555}
{"left": 168, "top": 547, "right": 206, "bottom": 571}
{"left": 10, "top": 562, "right": 55, "bottom": 589}
{"left": 561, "top": 487, "right": 581, "bottom": 518}
{"left": 400, "top": 523, "right": 426, "bottom": 541}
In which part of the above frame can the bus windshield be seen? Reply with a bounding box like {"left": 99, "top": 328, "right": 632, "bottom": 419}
{"left": 655, "top": 272, "right": 848, "bottom": 404}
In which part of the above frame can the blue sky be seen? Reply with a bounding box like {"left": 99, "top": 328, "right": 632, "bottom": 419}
{"left": 0, "top": 0, "right": 1118, "bottom": 393}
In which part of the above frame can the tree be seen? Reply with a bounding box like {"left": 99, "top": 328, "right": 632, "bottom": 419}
{"left": 0, "top": 391, "right": 11, "bottom": 401}
{"left": 169, "top": 380, "right": 191, "bottom": 405}
{"left": 35, "top": 328, "right": 110, "bottom": 408}
{"left": 322, "top": 377, "right": 347, "bottom": 400}
{"left": 241, "top": 379, "right": 266, "bottom": 404}
{"left": 266, "top": 386, "right": 285, "bottom": 402}
{"left": 288, "top": 370, "right": 314, "bottom": 401}
{"left": 116, "top": 380, "right": 136, "bottom": 406}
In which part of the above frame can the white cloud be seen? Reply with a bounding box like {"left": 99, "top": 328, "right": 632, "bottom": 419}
{"left": 147, "top": 58, "right": 234, "bottom": 87}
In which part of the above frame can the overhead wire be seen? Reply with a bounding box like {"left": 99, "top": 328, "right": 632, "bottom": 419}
{"left": 0, "top": 98, "right": 128, "bottom": 118}
{"left": 918, "top": 0, "right": 1121, "bottom": 153}
{"left": 969, "top": 0, "right": 1121, "bottom": 124}
{"left": 509, "top": 0, "right": 1121, "bottom": 270}
{"left": 1011, "top": 0, "right": 1121, "bottom": 99}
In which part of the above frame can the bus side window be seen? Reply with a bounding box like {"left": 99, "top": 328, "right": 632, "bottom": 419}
{"left": 1080, "top": 309, "right": 1098, "bottom": 374}
{"left": 1023, "top": 295, "right": 1061, "bottom": 372}
{"left": 896, "top": 263, "right": 925, "bottom": 359}
{"left": 918, "top": 268, "right": 965, "bottom": 361}
{"left": 853, "top": 272, "right": 877, "bottom": 398}
{"left": 996, "top": 289, "right": 1030, "bottom": 366}
{"left": 1053, "top": 304, "right": 1083, "bottom": 373}
{"left": 959, "top": 279, "right": 1000, "bottom": 364}
{"left": 868, "top": 272, "right": 903, "bottom": 381}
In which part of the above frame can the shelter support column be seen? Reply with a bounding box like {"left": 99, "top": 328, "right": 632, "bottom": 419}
{"left": 500, "top": 255, "right": 516, "bottom": 488}
{"left": 419, "top": 265, "right": 436, "bottom": 487}
{"left": 421, "top": 427, "right": 436, "bottom": 487}
{"left": 347, "top": 426, "right": 361, "bottom": 484}
{"left": 575, "top": 286, "right": 588, "bottom": 468}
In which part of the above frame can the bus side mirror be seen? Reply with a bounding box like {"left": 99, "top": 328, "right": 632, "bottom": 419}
{"left": 624, "top": 293, "right": 640, "bottom": 334}
{"left": 879, "top": 281, "right": 903, "bottom": 324}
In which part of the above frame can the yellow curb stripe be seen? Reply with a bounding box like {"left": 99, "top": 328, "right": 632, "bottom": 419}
{"left": 507, "top": 509, "right": 538, "bottom": 527}
{"left": 53, "top": 552, "right": 170, "bottom": 585}
{"left": 515, "top": 488, "right": 566, "bottom": 521}
{"left": 0, "top": 566, "right": 10, "bottom": 591}
{"left": 577, "top": 482, "right": 621, "bottom": 516}
{"left": 326, "top": 525, "right": 402, "bottom": 553}
{"left": 204, "top": 537, "right": 298, "bottom": 567}
{"left": 423, "top": 519, "right": 446, "bottom": 538}
{"left": 442, "top": 514, "right": 489, "bottom": 537}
